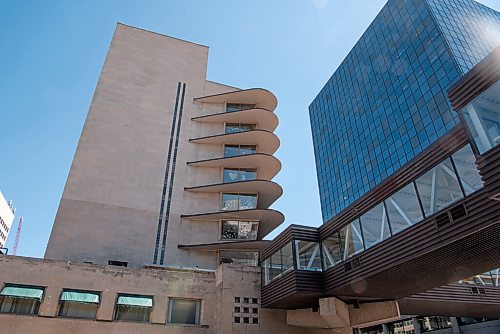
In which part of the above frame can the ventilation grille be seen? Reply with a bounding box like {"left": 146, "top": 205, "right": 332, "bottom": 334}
{"left": 470, "top": 286, "right": 486, "bottom": 295}
{"left": 344, "top": 257, "right": 361, "bottom": 272}
{"left": 435, "top": 204, "right": 469, "bottom": 230}
{"left": 450, "top": 203, "right": 467, "bottom": 221}
{"left": 435, "top": 213, "right": 451, "bottom": 228}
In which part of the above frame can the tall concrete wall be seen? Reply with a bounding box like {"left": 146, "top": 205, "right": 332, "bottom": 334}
{"left": 44, "top": 24, "right": 241, "bottom": 269}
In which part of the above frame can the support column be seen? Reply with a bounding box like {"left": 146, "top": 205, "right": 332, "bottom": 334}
{"left": 450, "top": 317, "right": 461, "bottom": 334}
{"left": 382, "top": 323, "right": 389, "bottom": 334}
{"left": 412, "top": 317, "right": 421, "bottom": 334}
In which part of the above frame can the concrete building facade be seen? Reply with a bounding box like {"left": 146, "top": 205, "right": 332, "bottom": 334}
{"left": 45, "top": 23, "right": 283, "bottom": 270}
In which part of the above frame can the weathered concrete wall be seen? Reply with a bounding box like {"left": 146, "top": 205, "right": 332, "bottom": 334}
{"left": 0, "top": 256, "right": 333, "bottom": 334}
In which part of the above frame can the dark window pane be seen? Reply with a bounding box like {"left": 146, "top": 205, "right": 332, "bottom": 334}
{"left": 451, "top": 145, "right": 483, "bottom": 195}
{"left": 386, "top": 183, "right": 424, "bottom": 235}
{"left": 168, "top": 299, "right": 200, "bottom": 325}
{"left": 359, "top": 202, "right": 391, "bottom": 248}
{"left": 415, "top": 158, "right": 464, "bottom": 216}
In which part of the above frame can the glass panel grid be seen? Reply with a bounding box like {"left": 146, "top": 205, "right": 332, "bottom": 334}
{"left": 310, "top": 0, "right": 500, "bottom": 222}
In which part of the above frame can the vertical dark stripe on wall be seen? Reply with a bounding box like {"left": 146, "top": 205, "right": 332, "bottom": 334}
{"left": 159, "top": 82, "right": 186, "bottom": 265}
{"left": 153, "top": 82, "right": 181, "bottom": 264}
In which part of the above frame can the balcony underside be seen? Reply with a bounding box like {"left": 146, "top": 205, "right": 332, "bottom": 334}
{"left": 185, "top": 179, "right": 282, "bottom": 208}
{"left": 190, "top": 130, "right": 279, "bottom": 155}
{"left": 187, "top": 153, "right": 281, "bottom": 180}
{"left": 194, "top": 88, "right": 278, "bottom": 111}
{"left": 398, "top": 283, "right": 500, "bottom": 318}
{"left": 178, "top": 240, "right": 270, "bottom": 251}
{"left": 181, "top": 209, "right": 284, "bottom": 239}
{"left": 192, "top": 108, "right": 278, "bottom": 132}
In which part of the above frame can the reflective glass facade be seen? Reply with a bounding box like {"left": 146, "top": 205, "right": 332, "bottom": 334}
{"left": 309, "top": 0, "right": 500, "bottom": 222}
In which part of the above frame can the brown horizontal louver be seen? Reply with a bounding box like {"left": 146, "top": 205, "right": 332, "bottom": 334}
{"left": 352, "top": 257, "right": 361, "bottom": 269}
{"left": 450, "top": 203, "right": 468, "bottom": 221}
{"left": 435, "top": 212, "right": 451, "bottom": 229}
{"left": 344, "top": 261, "right": 353, "bottom": 272}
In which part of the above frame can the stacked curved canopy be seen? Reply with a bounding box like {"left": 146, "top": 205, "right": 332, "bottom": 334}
{"left": 194, "top": 88, "right": 278, "bottom": 111}
{"left": 190, "top": 130, "right": 280, "bottom": 155}
{"left": 187, "top": 154, "right": 281, "bottom": 180}
{"left": 182, "top": 209, "right": 284, "bottom": 240}
{"left": 192, "top": 108, "right": 278, "bottom": 132}
{"left": 185, "top": 180, "right": 282, "bottom": 208}
{"left": 182, "top": 87, "right": 283, "bottom": 254}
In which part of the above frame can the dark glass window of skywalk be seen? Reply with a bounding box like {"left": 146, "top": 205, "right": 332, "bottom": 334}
{"left": 262, "top": 144, "right": 483, "bottom": 286}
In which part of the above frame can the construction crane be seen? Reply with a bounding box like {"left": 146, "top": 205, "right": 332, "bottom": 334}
{"left": 12, "top": 217, "right": 23, "bottom": 256}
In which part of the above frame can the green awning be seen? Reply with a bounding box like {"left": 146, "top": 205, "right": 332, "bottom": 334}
{"left": 117, "top": 295, "right": 153, "bottom": 307}
{"left": 61, "top": 291, "right": 99, "bottom": 304}
{"left": 0, "top": 286, "right": 44, "bottom": 300}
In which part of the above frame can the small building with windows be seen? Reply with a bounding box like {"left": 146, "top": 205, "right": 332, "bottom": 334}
{"left": 0, "top": 191, "right": 15, "bottom": 251}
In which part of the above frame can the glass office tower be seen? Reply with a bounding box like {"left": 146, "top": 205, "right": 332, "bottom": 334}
{"left": 309, "top": 0, "right": 500, "bottom": 222}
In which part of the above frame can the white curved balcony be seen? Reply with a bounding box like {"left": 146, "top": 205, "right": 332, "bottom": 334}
{"left": 190, "top": 130, "right": 279, "bottom": 155}
{"left": 194, "top": 88, "right": 278, "bottom": 111}
{"left": 185, "top": 179, "right": 282, "bottom": 208}
{"left": 187, "top": 153, "right": 281, "bottom": 180}
{"left": 181, "top": 208, "right": 284, "bottom": 239}
{"left": 192, "top": 108, "right": 279, "bottom": 132}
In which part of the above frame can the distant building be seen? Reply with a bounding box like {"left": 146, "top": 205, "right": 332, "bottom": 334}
{"left": 0, "top": 191, "right": 15, "bottom": 250}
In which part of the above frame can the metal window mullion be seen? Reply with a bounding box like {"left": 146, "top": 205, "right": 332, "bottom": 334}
{"left": 413, "top": 181, "right": 427, "bottom": 219}
{"left": 292, "top": 240, "right": 299, "bottom": 270}
{"left": 383, "top": 201, "right": 394, "bottom": 236}
{"left": 449, "top": 155, "right": 469, "bottom": 197}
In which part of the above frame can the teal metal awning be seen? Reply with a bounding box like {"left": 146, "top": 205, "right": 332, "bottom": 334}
{"left": 0, "top": 286, "right": 44, "bottom": 300}
{"left": 61, "top": 290, "right": 99, "bottom": 304}
{"left": 117, "top": 295, "right": 153, "bottom": 307}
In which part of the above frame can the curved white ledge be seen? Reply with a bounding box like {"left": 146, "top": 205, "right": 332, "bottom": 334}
{"left": 178, "top": 240, "right": 271, "bottom": 251}
{"left": 194, "top": 88, "right": 278, "bottom": 111}
{"left": 181, "top": 208, "right": 284, "bottom": 239}
{"left": 185, "top": 179, "right": 282, "bottom": 208}
{"left": 190, "top": 130, "right": 279, "bottom": 155}
{"left": 192, "top": 108, "right": 279, "bottom": 132}
{"left": 187, "top": 153, "right": 281, "bottom": 180}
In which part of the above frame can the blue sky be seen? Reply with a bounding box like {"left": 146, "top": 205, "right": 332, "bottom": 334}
{"left": 0, "top": 0, "right": 498, "bottom": 258}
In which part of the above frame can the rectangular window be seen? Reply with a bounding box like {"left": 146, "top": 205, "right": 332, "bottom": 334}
{"left": 219, "top": 250, "right": 258, "bottom": 266}
{"left": 224, "top": 145, "right": 257, "bottom": 157}
{"left": 114, "top": 294, "right": 153, "bottom": 322}
{"left": 385, "top": 183, "right": 424, "bottom": 235}
{"left": 221, "top": 220, "right": 258, "bottom": 240}
{"left": 168, "top": 298, "right": 201, "bottom": 325}
{"left": 225, "top": 123, "right": 256, "bottom": 134}
{"left": 415, "top": 158, "right": 464, "bottom": 216}
{"left": 322, "top": 234, "right": 343, "bottom": 270}
{"left": 226, "top": 103, "right": 256, "bottom": 113}
{"left": 339, "top": 220, "right": 364, "bottom": 260}
{"left": 221, "top": 193, "right": 257, "bottom": 211}
{"left": 451, "top": 145, "right": 483, "bottom": 195}
{"left": 359, "top": 202, "right": 391, "bottom": 248}
{"left": 295, "top": 240, "right": 322, "bottom": 271}
{"left": 0, "top": 285, "right": 44, "bottom": 315}
{"left": 223, "top": 168, "right": 257, "bottom": 183}
{"left": 461, "top": 80, "right": 500, "bottom": 154}
{"left": 58, "top": 290, "right": 99, "bottom": 319}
